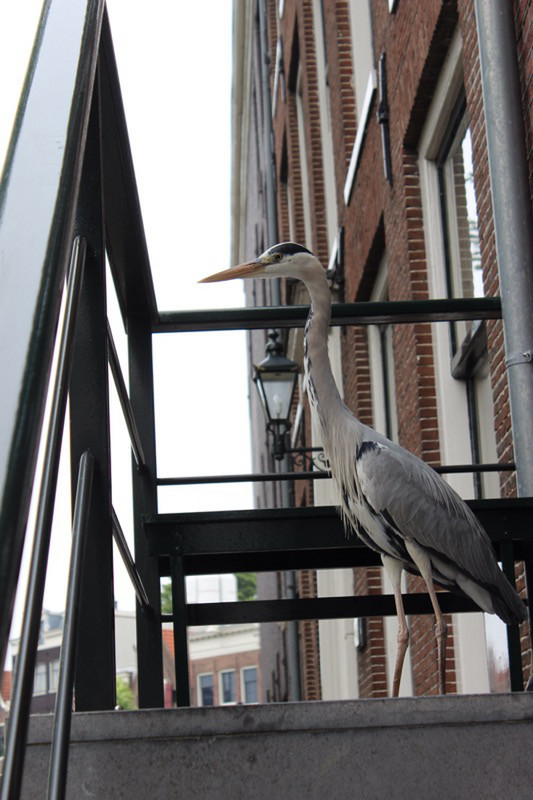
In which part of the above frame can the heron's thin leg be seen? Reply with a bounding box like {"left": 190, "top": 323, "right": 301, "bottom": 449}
{"left": 382, "top": 555, "right": 409, "bottom": 698}
{"left": 405, "top": 540, "right": 448, "bottom": 695}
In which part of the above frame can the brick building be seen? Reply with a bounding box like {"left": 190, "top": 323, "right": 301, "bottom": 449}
{"left": 231, "top": 0, "right": 532, "bottom": 700}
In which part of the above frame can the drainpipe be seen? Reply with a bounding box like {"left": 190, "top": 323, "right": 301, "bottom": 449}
{"left": 474, "top": 0, "right": 533, "bottom": 497}
{"left": 257, "top": 0, "right": 301, "bottom": 702}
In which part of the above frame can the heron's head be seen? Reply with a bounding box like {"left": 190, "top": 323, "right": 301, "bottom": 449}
{"left": 199, "top": 242, "right": 323, "bottom": 284}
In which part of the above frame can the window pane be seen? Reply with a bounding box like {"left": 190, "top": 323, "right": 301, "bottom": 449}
{"left": 243, "top": 667, "right": 258, "bottom": 704}
{"left": 448, "top": 126, "right": 482, "bottom": 299}
{"left": 199, "top": 674, "right": 214, "bottom": 706}
{"left": 49, "top": 659, "right": 60, "bottom": 693}
{"left": 221, "top": 670, "right": 236, "bottom": 704}
{"left": 34, "top": 663, "right": 47, "bottom": 695}
{"left": 439, "top": 111, "right": 483, "bottom": 352}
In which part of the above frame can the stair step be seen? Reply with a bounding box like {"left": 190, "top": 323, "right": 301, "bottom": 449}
{"left": 15, "top": 693, "right": 533, "bottom": 799}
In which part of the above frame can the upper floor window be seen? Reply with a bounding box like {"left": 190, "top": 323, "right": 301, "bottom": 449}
{"left": 437, "top": 96, "right": 483, "bottom": 352}
{"left": 367, "top": 254, "right": 398, "bottom": 442}
{"left": 347, "top": 0, "right": 375, "bottom": 120}
{"left": 344, "top": 0, "right": 376, "bottom": 203}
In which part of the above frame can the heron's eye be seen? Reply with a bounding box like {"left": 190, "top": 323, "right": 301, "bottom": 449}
{"left": 273, "top": 253, "right": 283, "bottom": 262}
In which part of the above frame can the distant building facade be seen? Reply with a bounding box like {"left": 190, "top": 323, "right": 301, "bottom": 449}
{"left": 9, "top": 609, "right": 138, "bottom": 713}
{"left": 231, "top": 0, "right": 532, "bottom": 700}
{"left": 162, "top": 575, "right": 261, "bottom": 707}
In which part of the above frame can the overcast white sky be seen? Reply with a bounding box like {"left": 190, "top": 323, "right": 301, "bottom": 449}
{"left": 1, "top": 1, "right": 255, "bottom": 659}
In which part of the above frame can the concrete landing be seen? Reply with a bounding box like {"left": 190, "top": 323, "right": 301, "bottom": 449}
{"left": 11, "top": 693, "right": 533, "bottom": 799}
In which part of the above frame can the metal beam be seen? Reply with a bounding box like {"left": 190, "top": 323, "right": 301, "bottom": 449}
{"left": 69, "top": 74, "right": 116, "bottom": 711}
{"left": 155, "top": 297, "right": 502, "bottom": 333}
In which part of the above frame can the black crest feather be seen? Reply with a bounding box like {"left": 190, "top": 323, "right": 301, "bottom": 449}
{"left": 268, "top": 242, "right": 312, "bottom": 257}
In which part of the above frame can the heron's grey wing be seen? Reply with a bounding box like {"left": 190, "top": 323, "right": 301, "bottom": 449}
{"left": 356, "top": 440, "right": 499, "bottom": 586}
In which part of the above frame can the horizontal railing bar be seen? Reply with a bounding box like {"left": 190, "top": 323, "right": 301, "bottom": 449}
{"left": 156, "top": 462, "right": 516, "bottom": 486}
{"left": 111, "top": 507, "right": 151, "bottom": 611}
{"left": 157, "top": 471, "right": 329, "bottom": 486}
{"left": 107, "top": 320, "right": 146, "bottom": 469}
{"left": 163, "top": 592, "right": 482, "bottom": 627}
{"left": 154, "top": 297, "right": 502, "bottom": 333}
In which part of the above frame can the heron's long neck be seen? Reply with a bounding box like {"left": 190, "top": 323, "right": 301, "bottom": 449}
{"left": 303, "top": 272, "right": 348, "bottom": 433}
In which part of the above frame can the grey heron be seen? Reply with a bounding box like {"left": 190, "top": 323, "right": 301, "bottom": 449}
{"left": 201, "top": 242, "right": 528, "bottom": 696}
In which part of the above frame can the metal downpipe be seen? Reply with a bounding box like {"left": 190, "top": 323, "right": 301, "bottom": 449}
{"left": 475, "top": 0, "right": 533, "bottom": 497}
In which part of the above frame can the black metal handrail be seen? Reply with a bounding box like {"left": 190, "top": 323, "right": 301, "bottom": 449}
{"left": 0, "top": 238, "right": 87, "bottom": 800}
{"left": 154, "top": 296, "right": 502, "bottom": 333}
{"left": 47, "top": 451, "right": 94, "bottom": 800}
{"left": 111, "top": 507, "right": 151, "bottom": 612}
{"left": 156, "top": 461, "right": 517, "bottom": 486}
{"left": 107, "top": 321, "right": 146, "bottom": 470}
{"left": 0, "top": 0, "right": 104, "bottom": 676}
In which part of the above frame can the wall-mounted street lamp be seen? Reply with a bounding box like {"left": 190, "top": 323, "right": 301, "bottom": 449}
{"left": 253, "top": 330, "right": 299, "bottom": 460}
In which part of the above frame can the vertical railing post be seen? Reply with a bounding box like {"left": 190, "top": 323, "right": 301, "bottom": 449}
{"left": 171, "top": 554, "right": 190, "bottom": 706}
{"left": 128, "top": 315, "right": 164, "bottom": 708}
{"left": 69, "top": 68, "right": 116, "bottom": 711}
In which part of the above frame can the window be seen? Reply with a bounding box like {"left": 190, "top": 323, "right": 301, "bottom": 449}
{"left": 367, "top": 254, "right": 398, "bottom": 442}
{"left": 437, "top": 97, "right": 483, "bottom": 352}
{"left": 242, "top": 667, "right": 258, "bottom": 703}
{"left": 49, "top": 659, "right": 60, "bottom": 693}
{"left": 220, "top": 670, "right": 237, "bottom": 704}
{"left": 34, "top": 662, "right": 48, "bottom": 696}
{"left": 418, "top": 31, "right": 499, "bottom": 503}
{"left": 344, "top": 0, "right": 377, "bottom": 203}
{"left": 198, "top": 673, "right": 214, "bottom": 706}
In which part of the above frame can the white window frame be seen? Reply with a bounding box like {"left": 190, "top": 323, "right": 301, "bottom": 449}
{"left": 197, "top": 671, "right": 215, "bottom": 707}
{"left": 367, "top": 254, "right": 398, "bottom": 442}
{"left": 344, "top": 71, "right": 377, "bottom": 205}
{"left": 241, "top": 666, "right": 259, "bottom": 704}
{"left": 418, "top": 28, "right": 498, "bottom": 695}
{"left": 389, "top": 0, "right": 398, "bottom": 12}
{"left": 344, "top": 0, "right": 377, "bottom": 204}
{"left": 219, "top": 669, "right": 237, "bottom": 705}
{"left": 49, "top": 658, "right": 60, "bottom": 693}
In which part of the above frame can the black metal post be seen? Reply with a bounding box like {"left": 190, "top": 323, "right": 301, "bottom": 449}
{"left": 128, "top": 315, "right": 164, "bottom": 708}
{"left": 171, "top": 555, "right": 191, "bottom": 707}
{"left": 500, "top": 540, "right": 524, "bottom": 691}
{"left": 47, "top": 451, "right": 94, "bottom": 800}
{"left": 69, "top": 71, "right": 116, "bottom": 711}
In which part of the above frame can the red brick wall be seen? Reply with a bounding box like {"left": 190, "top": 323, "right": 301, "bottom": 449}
{"left": 189, "top": 648, "right": 261, "bottom": 707}
{"left": 264, "top": 0, "right": 532, "bottom": 697}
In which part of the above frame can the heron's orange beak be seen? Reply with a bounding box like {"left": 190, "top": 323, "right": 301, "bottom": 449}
{"left": 199, "top": 260, "right": 262, "bottom": 283}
